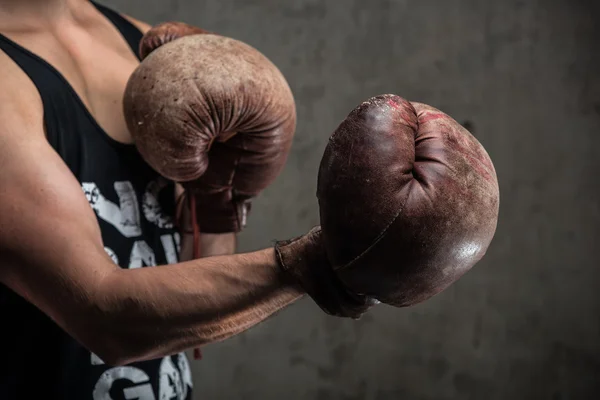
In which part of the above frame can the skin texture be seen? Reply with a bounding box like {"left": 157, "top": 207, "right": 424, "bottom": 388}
{"left": 317, "top": 94, "right": 500, "bottom": 307}
{"left": 123, "top": 27, "right": 297, "bottom": 233}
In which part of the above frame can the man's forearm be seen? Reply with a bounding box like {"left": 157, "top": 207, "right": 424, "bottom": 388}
{"left": 199, "top": 232, "right": 237, "bottom": 256}
{"left": 94, "top": 248, "right": 304, "bottom": 365}
{"left": 180, "top": 231, "right": 237, "bottom": 261}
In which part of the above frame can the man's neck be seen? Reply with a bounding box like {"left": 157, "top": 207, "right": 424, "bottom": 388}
{"left": 0, "top": 0, "right": 86, "bottom": 29}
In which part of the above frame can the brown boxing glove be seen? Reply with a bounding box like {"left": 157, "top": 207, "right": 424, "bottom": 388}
{"left": 279, "top": 94, "right": 498, "bottom": 316}
{"left": 275, "top": 227, "right": 376, "bottom": 319}
{"left": 138, "top": 21, "right": 210, "bottom": 60}
{"left": 316, "top": 94, "right": 499, "bottom": 307}
{"left": 124, "top": 22, "right": 297, "bottom": 248}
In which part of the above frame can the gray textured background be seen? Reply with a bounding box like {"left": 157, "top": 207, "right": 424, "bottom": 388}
{"left": 103, "top": 0, "right": 600, "bottom": 398}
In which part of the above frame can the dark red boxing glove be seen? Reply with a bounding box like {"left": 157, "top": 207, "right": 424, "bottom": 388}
{"left": 315, "top": 94, "right": 500, "bottom": 307}
{"left": 124, "top": 22, "right": 297, "bottom": 245}
{"left": 276, "top": 94, "right": 499, "bottom": 315}
{"left": 138, "top": 21, "right": 211, "bottom": 60}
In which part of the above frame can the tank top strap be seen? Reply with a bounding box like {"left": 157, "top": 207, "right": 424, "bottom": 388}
{"left": 91, "top": 1, "right": 144, "bottom": 60}
{"left": 0, "top": 33, "right": 71, "bottom": 149}
{"left": 0, "top": 1, "right": 144, "bottom": 163}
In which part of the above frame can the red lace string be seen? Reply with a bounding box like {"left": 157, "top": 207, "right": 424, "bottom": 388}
{"left": 189, "top": 192, "right": 201, "bottom": 260}
{"left": 189, "top": 192, "right": 203, "bottom": 359}
{"left": 176, "top": 190, "right": 203, "bottom": 360}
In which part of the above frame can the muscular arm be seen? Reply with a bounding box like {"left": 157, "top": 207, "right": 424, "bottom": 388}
{"left": 0, "top": 55, "right": 303, "bottom": 366}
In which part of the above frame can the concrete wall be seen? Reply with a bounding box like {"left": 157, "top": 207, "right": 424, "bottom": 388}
{"left": 102, "top": 0, "right": 600, "bottom": 398}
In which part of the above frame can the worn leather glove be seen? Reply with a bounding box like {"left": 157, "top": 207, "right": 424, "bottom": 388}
{"left": 275, "top": 227, "right": 376, "bottom": 319}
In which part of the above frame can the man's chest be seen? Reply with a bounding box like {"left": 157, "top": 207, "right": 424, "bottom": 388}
{"left": 1, "top": 22, "right": 139, "bottom": 144}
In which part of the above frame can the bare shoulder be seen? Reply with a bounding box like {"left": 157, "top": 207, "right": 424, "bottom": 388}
{"left": 0, "top": 50, "right": 44, "bottom": 138}
{"left": 121, "top": 14, "right": 153, "bottom": 35}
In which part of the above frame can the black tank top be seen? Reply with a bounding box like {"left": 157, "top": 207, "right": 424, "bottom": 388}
{"left": 0, "top": 2, "right": 193, "bottom": 399}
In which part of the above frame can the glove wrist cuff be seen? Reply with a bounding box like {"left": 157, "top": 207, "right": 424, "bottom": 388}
{"left": 274, "top": 228, "right": 373, "bottom": 319}
{"left": 176, "top": 190, "right": 251, "bottom": 234}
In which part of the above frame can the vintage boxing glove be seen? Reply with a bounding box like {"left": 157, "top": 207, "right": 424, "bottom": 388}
{"left": 124, "top": 22, "right": 297, "bottom": 245}
{"left": 138, "top": 21, "right": 210, "bottom": 60}
{"left": 275, "top": 227, "right": 376, "bottom": 319}
{"left": 276, "top": 94, "right": 499, "bottom": 313}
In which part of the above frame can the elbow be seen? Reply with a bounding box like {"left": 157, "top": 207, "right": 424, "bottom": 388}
{"left": 96, "top": 353, "right": 131, "bottom": 368}
{"left": 87, "top": 334, "right": 143, "bottom": 367}
{"left": 81, "top": 323, "right": 156, "bottom": 367}
{"left": 80, "top": 275, "right": 159, "bottom": 366}
{"left": 97, "top": 347, "right": 140, "bottom": 367}
{"left": 91, "top": 339, "right": 161, "bottom": 367}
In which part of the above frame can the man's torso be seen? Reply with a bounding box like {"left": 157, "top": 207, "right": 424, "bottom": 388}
{"left": 0, "top": 2, "right": 193, "bottom": 399}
